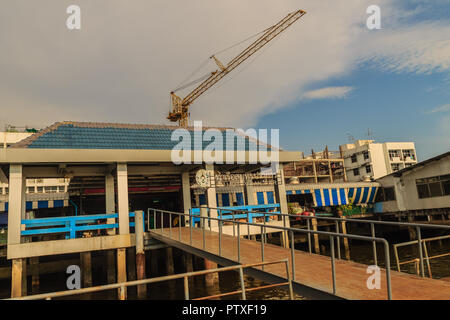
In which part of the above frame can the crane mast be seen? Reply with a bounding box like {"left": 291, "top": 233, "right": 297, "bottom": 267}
{"left": 168, "top": 9, "right": 306, "bottom": 127}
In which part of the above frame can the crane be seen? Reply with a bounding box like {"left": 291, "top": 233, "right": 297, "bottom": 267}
{"left": 168, "top": 9, "right": 307, "bottom": 127}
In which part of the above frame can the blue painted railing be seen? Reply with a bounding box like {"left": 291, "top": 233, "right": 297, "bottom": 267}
{"left": 190, "top": 204, "right": 281, "bottom": 225}
{"left": 21, "top": 212, "right": 144, "bottom": 239}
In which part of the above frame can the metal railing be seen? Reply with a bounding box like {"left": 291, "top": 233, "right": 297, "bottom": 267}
{"left": 394, "top": 234, "right": 450, "bottom": 278}
{"left": 184, "top": 207, "right": 450, "bottom": 278}
{"left": 9, "top": 259, "right": 293, "bottom": 300}
{"left": 148, "top": 207, "right": 393, "bottom": 299}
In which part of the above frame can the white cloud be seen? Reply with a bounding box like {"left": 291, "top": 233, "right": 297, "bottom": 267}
{"left": 427, "top": 104, "right": 450, "bottom": 114}
{"left": 0, "top": 0, "right": 449, "bottom": 129}
{"left": 302, "top": 87, "right": 354, "bottom": 100}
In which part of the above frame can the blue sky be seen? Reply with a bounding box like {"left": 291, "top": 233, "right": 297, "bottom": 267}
{"left": 257, "top": 67, "right": 450, "bottom": 161}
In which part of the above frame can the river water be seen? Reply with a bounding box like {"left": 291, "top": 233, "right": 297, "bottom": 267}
{"left": 0, "top": 227, "right": 448, "bottom": 300}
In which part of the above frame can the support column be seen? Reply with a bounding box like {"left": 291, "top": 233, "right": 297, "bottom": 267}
{"left": 204, "top": 259, "right": 218, "bottom": 287}
{"left": 126, "top": 248, "right": 136, "bottom": 281}
{"left": 275, "top": 164, "right": 290, "bottom": 248}
{"left": 117, "top": 248, "right": 127, "bottom": 299}
{"left": 165, "top": 247, "right": 175, "bottom": 275}
{"left": 116, "top": 163, "right": 129, "bottom": 299}
{"left": 105, "top": 173, "right": 116, "bottom": 235}
{"left": 312, "top": 218, "right": 320, "bottom": 254}
{"left": 80, "top": 252, "right": 92, "bottom": 287}
{"left": 9, "top": 164, "right": 26, "bottom": 298}
{"left": 182, "top": 172, "right": 192, "bottom": 226}
{"left": 30, "top": 257, "right": 39, "bottom": 294}
{"left": 117, "top": 163, "right": 130, "bottom": 235}
{"left": 135, "top": 211, "right": 147, "bottom": 298}
{"left": 106, "top": 250, "right": 116, "bottom": 284}
{"left": 205, "top": 164, "right": 218, "bottom": 230}
{"left": 341, "top": 216, "right": 350, "bottom": 260}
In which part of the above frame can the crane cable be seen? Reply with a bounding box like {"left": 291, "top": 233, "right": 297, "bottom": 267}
{"left": 172, "top": 24, "right": 276, "bottom": 93}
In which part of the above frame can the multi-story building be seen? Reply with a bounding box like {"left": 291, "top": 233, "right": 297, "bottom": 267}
{"left": 340, "top": 140, "right": 418, "bottom": 182}
{"left": 0, "top": 129, "right": 70, "bottom": 214}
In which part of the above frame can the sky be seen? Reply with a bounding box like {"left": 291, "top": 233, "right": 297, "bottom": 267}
{"left": 1, "top": 0, "right": 449, "bottom": 161}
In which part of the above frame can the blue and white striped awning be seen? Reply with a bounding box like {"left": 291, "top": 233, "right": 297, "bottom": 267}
{"left": 0, "top": 199, "right": 69, "bottom": 213}
{"left": 286, "top": 184, "right": 379, "bottom": 207}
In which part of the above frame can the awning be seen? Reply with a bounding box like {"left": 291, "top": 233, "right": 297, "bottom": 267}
{"left": 0, "top": 199, "right": 69, "bottom": 213}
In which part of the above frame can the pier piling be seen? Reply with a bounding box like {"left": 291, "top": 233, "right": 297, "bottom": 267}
{"left": 135, "top": 211, "right": 147, "bottom": 299}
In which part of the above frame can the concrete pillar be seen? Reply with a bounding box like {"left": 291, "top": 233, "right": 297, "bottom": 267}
{"left": 117, "top": 248, "right": 127, "bottom": 299}
{"left": 150, "top": 249, "right": 159, "bottom": 276}
{"left": 341, "top": 217, "right": 350, "bottom": 260}
{"left": 106, "top": 250, "right": 116, "bottom": 284}
{"left": 275, "top": 164, "right": 290, "bottom": 248}
{"left": 105, "top": 173, "right": 116, "bottom": 235}
{"left": 80, "top": 252, "right": 92, "bottom": 287}
{"left": 117, "top": 163, "right": 130, "bottom": 235}
{"left": 204, "top": 259, "right": 218, "bottom": 287}
{"left": 11, "top": 259, "right": 25, "bottom": 298}
{"left": 312, "top": 218, "right": 320, "bottom": 254}
{"left": 127, "top": 248, "right": 136, "bottom": 282}
{"left": 205, "top": 164, "right": 218, "bottom": 230}
{"left": 135, "top": 211, "right": 147, "bottom": 299}
{"left": 9, "top": 164, "right": 26, "bottom": 297}
{"left": 182, "top": 172, "right": 192, "bottom": 226}
{"left": 165, "top": 247, "right": 175, "bottom": 275}
{"left": 30, "top": 257, "right": 39, "bottom": 294}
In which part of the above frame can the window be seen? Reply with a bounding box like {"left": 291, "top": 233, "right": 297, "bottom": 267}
{"left": 353, "top": 168, "right": 360, "bottom": 176}
{"left": 45, "top": 186, "right": 58, "bottom": 193}
{"left": 351, "top": 154, "right": 357, "bottom": 163}
{"left": 58, "top": 186, "right": 65, "bottom": 193}
{"left": 4, "top": 188, "right": 8, "bottom": 194}
{"left": 391, "top": 163, "right": 401, "bottom": 172}
{"left": 36, "top": 187, "right": 44, "bottom": 193}
{"left": 375, "top": 187, "right": 396, "bottom": 202}
{"left": 405, "top": 163, "right": 414, "bottom": 168}
{"left": 389, "top": 150, "right": 400, "bottom": 160}
{"left": 365, "top": 165, "right": 372, "bottom": 174}
{"left": 363, "top": 151, "right": 370, "bottom": 160}
{"left": 416, "top": 175, "right": 450, "bottom": 199}
{"left": 27, "top": 187, "right": 35, "bottom": 193}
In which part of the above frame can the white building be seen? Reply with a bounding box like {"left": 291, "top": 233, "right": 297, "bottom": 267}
{"left": 340, "top": 140, "right": 418, "bottom": 182}
{"left": 375, "top": 151, "right": 450, "bottom": 214}
{"left": 0, "top": 130, "right": 70, "bottom": 213}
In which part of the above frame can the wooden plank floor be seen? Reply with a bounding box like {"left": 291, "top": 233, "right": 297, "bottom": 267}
{"left": 150, "top": 227, "right": 450, "bottom": 300}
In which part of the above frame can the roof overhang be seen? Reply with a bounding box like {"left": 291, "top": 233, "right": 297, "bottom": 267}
{"left": 0, "top": 148, "right": 302, "bottom": 165}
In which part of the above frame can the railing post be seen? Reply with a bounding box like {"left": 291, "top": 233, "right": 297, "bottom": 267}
{"left": 260, "top": 226, "right": 265, "bottom": 271}
{"left": 237, "top": 222, "right": 241, "bottom": 263}
{"left": 290, "top": 231, "right": 295, "bottom": 281}
{"left": 371, "top": 223, "right": 378, "bottom": 266}
{"left": 239, "top": 267, "right": 246, "bottom": 300}
{"left": 179, "top": 213, "right": 182, "bottom": 241}
{"left": 203, "top": 217, "right": 206, "bottom": 250}
{"left": 219, "top": 219, "right": 222, "bottom": 256}
{"left": 330, "top": 235, "right": 336, "bottom": 295}
{"left": 335, "top": 221, "right": 341, "bottom": 260}
{"left": 189, "top": 209, "right": 193, "bottom": 246}
{"left": 184, "top": 276, "right": 189, "bottom": 300}
{"left": 384, "top": 240, "right": 392, "bottom": 300}
{"left": 307, "top": 219, "right": 312, "bottom": 254}
{"left": 169, "top": 212, "right": 172, "bottom": 238}
{"left": 417, "top": 226, "right": 425, "bottom": 277}
{"left": 285, "top": 260, "right": 294, "bottom": 299}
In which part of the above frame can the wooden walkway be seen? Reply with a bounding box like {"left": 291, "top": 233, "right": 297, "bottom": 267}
{"left": 150, "top": 227, "right": 450, "bottom": 300}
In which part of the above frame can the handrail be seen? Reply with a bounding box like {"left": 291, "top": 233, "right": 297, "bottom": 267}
{"left": 9, "top": 259, "right": 293, "bottom": 300}
{"left": 190, "top": 206, "right": 450, "bottom": 279}
{"left": 21, "top": 212, "right": 144, "bottom": 239}
{"left": 393, "top": 235, "right": 450, "bottom": 278}
{"left": 148, "top": 207, "right": 393, "bottom": 299}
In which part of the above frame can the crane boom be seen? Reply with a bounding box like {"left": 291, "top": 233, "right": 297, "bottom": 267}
{"left": 168, "top": 9, "right": 306, "bottom": 127}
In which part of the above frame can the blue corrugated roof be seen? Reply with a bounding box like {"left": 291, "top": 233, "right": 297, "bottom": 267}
{"left": 12, "top": 122, "right": 270, "bottom": 151}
